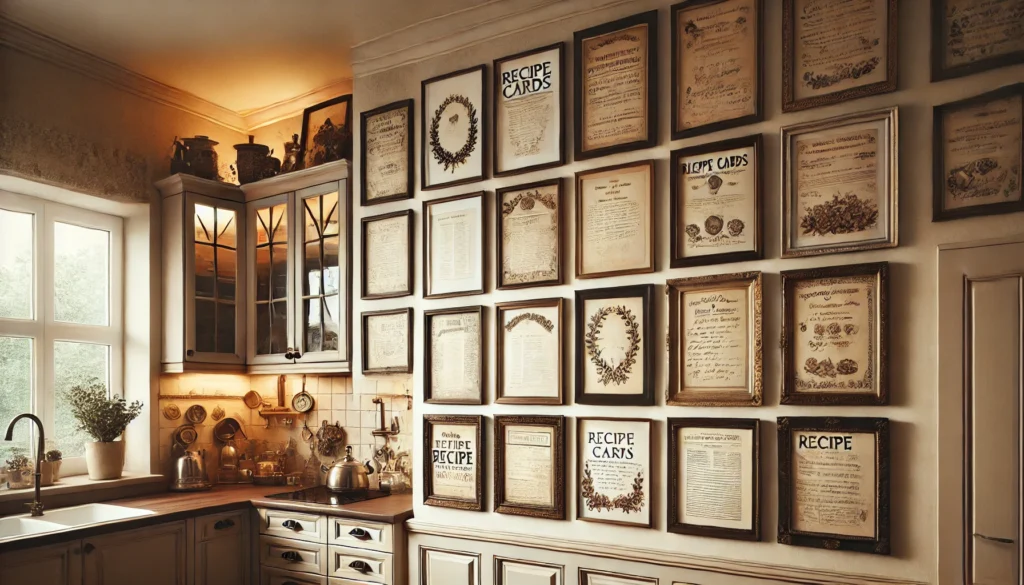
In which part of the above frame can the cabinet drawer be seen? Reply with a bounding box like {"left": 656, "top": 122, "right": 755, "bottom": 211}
{"left": 327, "top": 517, "right": 393, "bottom": 552}
{"left": 261, "top": 566, "right": 329, "bottom": 585}
{"left": 196, "top": 509, "right": 246, "bottom": 541}
{"left": 260, "top": 535, "right": 328, "bottom": 575}
{"left": 328, "top": 545, "right": 392, "bottom": 584}
{"left": 259, "top": 508, "right": 328, "bottom": 543}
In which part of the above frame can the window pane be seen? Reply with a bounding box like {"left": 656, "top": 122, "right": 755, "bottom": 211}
{"left": 195, "top": 299, "right": 216, "bottom": 353}
{"left": 0, "top": 336, "right": 32, "bottom": 460}
{"left": 194, "top": 243, "right": 215, "bottom": 298}
{"left": 216, "top": 302, "right": 235, "bottom": 354}
{"left": 194, "top": 204, "right": 215, "bottom": 244}
{"left": 216, "top": 208, "right": 236, "bottom": 249}
{"left": 0, "top": 209, "right": 33, "bottom": 320}
{"left": 53, "top": 341, "right": 109, "bottom": 457}
{"left": 54, "top": 222, "right": 109, "bottom": 326}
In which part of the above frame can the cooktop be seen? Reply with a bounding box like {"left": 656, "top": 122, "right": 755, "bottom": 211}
{"left": 265, "top": 486, "right": 391, "bottom": 506}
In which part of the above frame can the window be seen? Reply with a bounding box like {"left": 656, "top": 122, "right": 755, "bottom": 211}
{"left": 0, "top": 191, "right": 123, "bottom": 477}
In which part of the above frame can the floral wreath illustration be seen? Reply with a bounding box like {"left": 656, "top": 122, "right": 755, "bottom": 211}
{"left": 581, "top": 462, "right": 645, "bottom": 514}
{"left": 429, "top": 94, "right": 479, "bottom": 173}
{"left": 505, "top": 312, "right": 554, "bottom": 333}
{"left": 584, "top": 305, "right": 640, "bottom": 386}
{"left": 502, "top": 190, "right": 557, "bottom": 217}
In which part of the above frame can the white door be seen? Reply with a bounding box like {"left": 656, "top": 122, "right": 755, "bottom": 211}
{"left": 247, "top": 193, "right": 296, "bottom": 366}
{"left": 938, "top": 237, "right": 1024, "bottom": 585}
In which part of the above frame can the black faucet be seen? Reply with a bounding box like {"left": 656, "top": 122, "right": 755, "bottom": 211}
{"left": 4, "top": 414, "right": 46, "bottom": 516}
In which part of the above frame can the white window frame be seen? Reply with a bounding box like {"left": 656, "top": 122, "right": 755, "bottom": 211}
{"left": 0, "top": 190, "right": 124, "bottom": 478}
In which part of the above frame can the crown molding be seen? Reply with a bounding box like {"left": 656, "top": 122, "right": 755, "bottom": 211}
{"left": 241, "top": 77, "right": 354, "bottom": 130}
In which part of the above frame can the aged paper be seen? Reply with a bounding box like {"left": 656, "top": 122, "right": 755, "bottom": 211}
{"left": 579, "top": 166, "right": 652, "bottom": 275}
{"left": 581, "top": 24, "right": 649, "bottom": 151}
{"left": 792, "top": 431, "right": 876, "bottom": 538}
{"left": 497, "top": 46, "right": 561, "bottom": 172}
{"left": 942, "top": 93, "right": 1022, "bottom": 210}
{"left": 579, "top": 419, "right": 650, "bottom": 525}
{"left": 430, "top": 312, "right": 480, "bottom": 401}
{"left": 682, "top": 287, "right": 749, "bottom": 391}
{"left": 793, "top": 274, "right": 876, "bottom": 394}
{"left": 424, "top": 71, "right": 484, "bottom": 186}
{"left": 501, "top": 184, "right": 559, "bottom": 286}
{"left": 364, "top": 215, "right": 409, "bottom": 296}
{"left": 792, "top": 0, "right": 888, "bottom": 101}
{"left": 428, "top": 196, "right": 482, "bottom": 296}
{"left": 679, "top": 426, "right": 753, "bottom": 530}
{"left": 676, "top": 0, "right": 758, "bottom": 130}
{"left": 365, "top": 312, "right": 408, "bottom": 370}
{"left": 582, "top": 297, "right": 645, "bottom": 396}
{"left": 430, "top": 423, "right": 478, "bottom": 500}
{"left": 364, "top": 106, "right": 409, "bottom": 200}
{"left": 504, "top": 425, "right": 554, "bottom": 507}
{"left": 940, "top": 0, "right": 1024, "bottom": 69}
{"left": 502, "top": 306, "right": 559, "bottom": 399}
{"left": 678, "top": 144, "right": 756, "bottom": 259}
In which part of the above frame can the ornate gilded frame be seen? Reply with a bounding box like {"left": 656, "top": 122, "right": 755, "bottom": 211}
{"left": 423, "top": 414, "right": 484, "bottom": 511}
{"left": 494, "top": 415, "right": 566, "bottom": 520}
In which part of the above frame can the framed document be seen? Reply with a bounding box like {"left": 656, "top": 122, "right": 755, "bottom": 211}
{"left": 424, "top": 306, "right": 485, "bottom": 405}
{"left": 668, "top": 418, "right": 760, "bottom": 541}
{"left": 575, "top": 160, "right": 655, "bottom": 279}
{"left": 494, "top": 415, "right": 565, "bottom": 520}
{"left": 424, "top": 415, "right": 484, "bottom": 511}
{"left": 360, "top": 210, "right": 413, "bottom": 300}
{"left": 667, "top": 271, "right": 762, "bottom": 406}
{"left": 782, "top": 262, "right": 889, "bottom": 406}
{"left": 931, "top": 0, "right": 1024, "bottom": 80}
{"left": 933, "top": 84, "right": 1023, "bottom": 221}
{"left": 421, "top": 65, "right": 487, "bottom": 190}
{"left": 577, "top": 417, "right": 652, "bottom": 528}
{"left": 671, "top": 134, "right": 762, "bottom": 267}
{"left": 497, "top": 179, "right": 563, "bottom": 289}
{"left": 671, "top": 0, "right": 763, "bottom": 139}
{"left": 493, "top": 43, "right": 565, "bottom": 176}
{"left": 360, "top": 99, "right": 413, "bottom": 206}
{"left": 782, "top": 0, "right": 897, "bottom": 112}
{"left": 573, "top": 11, "right": 658, "bottom": 160}
{"left": 579, "top": 569, "right": 656, "bottom": 585}
{"left": 575, "top": 285, "right": 654, "bottom": 406}
{"left": 778, "top": 416, "right": 891, "bottom": 555}
{"left": 361, "top": 308, "right": 413, "bottom": 374}
{"left": 782, "top": 107, "right": 898, "bottom": 258}
{"left": 496, "top": 298, "right": 564, "bottom": 405}
{"left": 423, "top": 191, "right": 486, "bottom": 298}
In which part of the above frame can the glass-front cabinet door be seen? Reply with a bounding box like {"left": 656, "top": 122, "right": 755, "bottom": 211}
{"left": 247, "top": 193, "right": 295, "bottom": 366}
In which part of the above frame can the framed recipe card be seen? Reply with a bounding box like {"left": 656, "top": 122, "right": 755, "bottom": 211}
{"left": 931, "top": 0, "right": 1024, "bottom": 81}
{"left": 361, "top": 308, "right": 413, "bottom": 374}
{"left": 424, "top": 415, "right": 484, "bottom": 511}
{"left": 574, "top": 11, "right": 658, "bottom": 160}
{"left": 671, "top": 0, "right": 763, "bottom": 139}
{"left": 423, "top": 191, "right": 486, "bottom": 298}
{"left": 781, "top": 262, "right": 889, "bottom": 406}
{"left": 777, "top": 416, "right": 891, "bottom": 555}
{"left": 421, "top": 65, "right": 487, "bottom": 190}
{"left": 360, "top": 99, "right": 413, "bottom": 206}
{"left": 497, "top": 179, "right": 563, "bottom": 289}
{"left": 576, "top": 160, "right": 655, "bottom": 279}
{"left": 360, "top": 210, "right": 413, "bottom": 300}
{"left": 782, "top": 0, "right": 897, "bottom": 112}
{"left": 493, "top": 43, "right": 565, "bottom": 176}
{"left": 667, "top": 271, "right": 763, "bottom": 406}
{"left": 577, "top": 417, "right": 652, "bottom": 528}
{"left": 668, "top": 418, "right": 760, "bottom": 541}
{"left": 575, "top": 285, "right": 654, "bottom": 406}
{"left": 933, "top": 84, "right": 1023, "bottom": 221}
{"left": 671, "top": 134, "right": 762, "bottom": 267}
{"left": 495, "top": 298, "right": 564, "bottom": 405}
{"left": 494, "top": 415, "right": 566, "bottom": 520}
{"left": 782, "top": 107, "right": 898, "bottom": 258}
{"left": 424, "top": 306, "right": 485, "bottom": 405}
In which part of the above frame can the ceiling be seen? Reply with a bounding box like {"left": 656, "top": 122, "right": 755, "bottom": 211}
{"left": 0, "top": 0, "right": 492, "bottom": 113}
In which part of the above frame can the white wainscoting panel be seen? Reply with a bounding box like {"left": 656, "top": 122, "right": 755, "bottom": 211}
{"left": 496, "top": 557, "right": 562, "bottom": 585}
{"left": 421, "top": 546, "right": 480, "bottom": 585}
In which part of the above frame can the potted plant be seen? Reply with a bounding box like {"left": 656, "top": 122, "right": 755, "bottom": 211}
{"left": 41, "top": 449, "right": 63, "bottom": 486}
{"left": 5, "top": 452, "right": 33, "bottom": 489}
{"left": 67, "top": 380, "right": 143, "bottom": 480}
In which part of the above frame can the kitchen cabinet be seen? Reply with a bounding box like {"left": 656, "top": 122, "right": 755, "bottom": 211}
{"left": 82, "top": 521, "right": 187, "bottom": 585}
{"left": 0, "top": 541, "right": 81, "bottom": 585}
{"left": 195, "top": 510, "right": 249, "bottom": 585}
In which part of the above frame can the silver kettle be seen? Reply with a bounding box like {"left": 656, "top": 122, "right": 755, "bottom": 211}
{"left": 321, "top": 446, "right": 374, "bottom": 492}
{"left": 170, "top": 448, "right": 212, "bottom": 492}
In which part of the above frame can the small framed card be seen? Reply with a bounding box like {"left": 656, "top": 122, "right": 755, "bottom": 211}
{"left": 493, "top": 43, "right": 565, "bottom": 176}
{"left": 495, "top": 298, "right": 564, "bottom": 405}
{"left": 494, "top": 415, "right": 566, "bottom": 520}
{"left": 424, "top": 414, "right": 484, "bottom": 511}
{"left": 576, "top": 160, "right": 655, "bottom": 279}
{"left": 423, "top": 191, "right": 486, "bottom": 299}
{"left": 424, "top": 306, "right": 485, "bottom": 405}
{"left": 360, "top": 210, "right": 413, "bottom": 300}
{"left": 361, "top": 308, "right": 413, "bottom": 374}
{"left": 497, "top": 178, "right": 563, "bottom": 289}
{"left": 421, "top": 65, "right": 487, "bottom": 190}
{"left": 360, "top": 99, "right": 413, "bottom": 206}
{"left": 577, "top": 417, "right": 652, "bottom": 528}
{"left": 575, "top": 285, "right": 654, "bottom": 406}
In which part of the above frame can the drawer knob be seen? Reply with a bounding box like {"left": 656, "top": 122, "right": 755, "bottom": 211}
{"left": 83, "top": 543, "right": 95, "bottom": 555}
{"left": 349, "top": 560, "right": 372, "bottom": 573}
{"left": 348, "top": 527, "right": 370, "bottom": 540}
{"left": 281, "top": 551, "right": 302, "bottom": 563}
{"left": 282, "top": 519, "right": 302, "bottom": 531}
{"left": 214, "top": 519, "right": 235, "bottom": 530}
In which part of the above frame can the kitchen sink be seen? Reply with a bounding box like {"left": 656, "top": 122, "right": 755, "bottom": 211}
{"left": 0, "top": 517, "right": 66, "bottom": 540}
{"left": 0, "top": 503, "right": 154, "bottom": 542}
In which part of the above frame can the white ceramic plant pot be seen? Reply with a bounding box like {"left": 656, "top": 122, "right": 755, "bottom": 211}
{"left": 85, "top": 441, "right": 125, "bottom": 480}
{"left": 39, "top": 461, "right": 54, "bottom": 487}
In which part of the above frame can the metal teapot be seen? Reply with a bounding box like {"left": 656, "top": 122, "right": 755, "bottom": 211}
{"left": 170, "top": 448, "right": 211, "bottom": 492}
{"left": 321, "top": 446, "right": 374, "bottom": 492}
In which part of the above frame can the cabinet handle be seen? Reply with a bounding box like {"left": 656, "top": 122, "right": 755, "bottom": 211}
{"left": 214, "top": 518, "right": 235, "bottom": 530}
{"left": 282, "top": 519, "right": 302, "bottom": 531}
{"left": 975, "top": 533, "right": 1015, "bottom": 544}
{"left": 348, "top": 560, "right": 372, "bottom": 573}
{"left": 83, "top": 543, "right": 95, "bottom": 554}
{"left": 292, "top": 351, "right": 302, "bottom": 360}
{"left": 284, "top": 348, "right": 295, "bottom": 360}
{"left": 281, "top": 551, "right": 302, "bottom": 563}
{"left": 348, "top": 527, "right": 370, "bottom": 540}
{"left": 186, "top": 349, "right": 194, "bottom": 357}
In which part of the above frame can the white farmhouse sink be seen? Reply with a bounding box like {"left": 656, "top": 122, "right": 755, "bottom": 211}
{"left": 0, "top": 503, "right": 154, "bottom": 542}
{"left": 0, "top": 517, "right": 66, "bottom": 540}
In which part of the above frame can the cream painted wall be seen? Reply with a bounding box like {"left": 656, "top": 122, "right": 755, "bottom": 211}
{"left": 349, "top": 0, "right": 1024, "bottom": 583}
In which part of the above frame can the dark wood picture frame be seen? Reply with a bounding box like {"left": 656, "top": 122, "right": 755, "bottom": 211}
{"left": 422, "top": 191, "right": 487, "bottom": 299}
{"left": 781, "top": 262, "right": 889, "bottom": 406}
{"left": 495, "top": 297, "right": 564, "bottom": 405}
{"left": 360, "top": 307, "right": 413, "bottom": 375}
{"left": 423, "top": 414, "right": 485, "bottom": 511}
{"left": 668, "top": 417, "right": 761, "bottom": 541}
{"left": 360, "top": 209, "right": 413, "bottom": 300}
{"left": 300, "top": 94, "right": 353, "bottom": 169}
{"left": 575, "top": 284, "right": 654, "bottom": 406}
{"left": 360, "top": 99, "right": 414, "bottom": 206}
{"left": 932, "top": 83, "right": 1024, "bottom": 221}
{"left": 575, "top": 160, "right": 656, "bottom": 279}
{"left": 670, "top": 134, "right": 763, "bottom": 268}
{"left": 421, "top": 65, "right": 488, "bottom": 191}
{"left": 777, "top": 416, "right": 891, "bottom": 555}
{"left": 782, "top": 0, "right": 898, "bottom": 112}
{"left": 496, "top": 178, "right": 563, "bottom": 290}
{"left": 494, "top": 415, "right": 566, "bottom": 520}
{"left": 576, "top": 417, "right": 653, "bottom": 528}
{"left": 424, "top": 305, "right": 485, "bottom": 405}
{"left": 930, "top": 0, "right": 1024, "bottom": 81}
{"left": 670, "top": 0, "right": 764, "bottom": 140}
{"left": 573, "top": 10, "right": 658, "bottom": 161}
{"left": 492, "top": 42, "right": 566, "bottom": 177}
